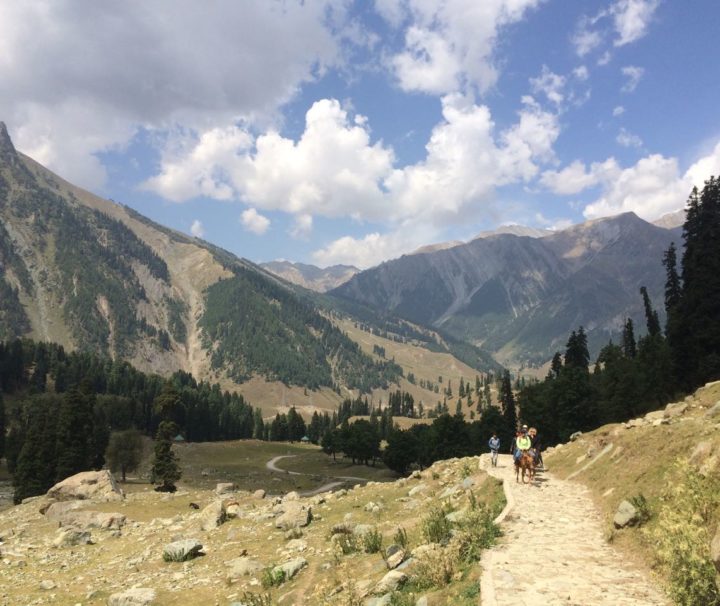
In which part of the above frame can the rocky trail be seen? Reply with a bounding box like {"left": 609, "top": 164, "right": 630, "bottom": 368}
{"left": 479, "top": 454, "right": 668, "bottom": 606}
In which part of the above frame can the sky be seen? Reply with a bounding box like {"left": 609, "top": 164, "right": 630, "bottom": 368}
{"left": 1, "top": 0, "right": 719, "bottom": 269}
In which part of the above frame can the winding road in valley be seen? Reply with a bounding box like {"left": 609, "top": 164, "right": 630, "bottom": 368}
{"left": 265, "top": 455, "right": 369, "bottom": 497}
{"left": 479, "top": 454, "right": 668, "bottom": 605}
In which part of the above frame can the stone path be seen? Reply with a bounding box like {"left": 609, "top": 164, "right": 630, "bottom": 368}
{"left": 480, "top": 455, "right": 668, "bottom": 606}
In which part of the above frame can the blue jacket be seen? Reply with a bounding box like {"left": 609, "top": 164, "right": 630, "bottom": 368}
{"left": 488, "top": 437, "right": 500, "bottom": 451}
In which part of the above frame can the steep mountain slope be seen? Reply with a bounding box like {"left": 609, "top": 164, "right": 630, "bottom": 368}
{"left": 332, "top": 213, "right": 681, "bottom": 365}
{"left": 0, "top": 123, "right": 499, "bottom": 412}
{"left": 260, "top": 260, "right": 358, "bottom": 292}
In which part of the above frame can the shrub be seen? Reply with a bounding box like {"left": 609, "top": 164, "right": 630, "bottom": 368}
{"left": 335, "top": 533, "right": 359, "bottom": 555}
{"left": 393, "top": 526, "right": 409, "bottom": 550}
{"left": 421, "top": 507, "right": 453, "bottom": 545}
{"left": 454, "top": 505, "right": 502, "bottom": 563}
{"left": 239, "top": 593, "right": 273, "bottom": 606}
{"left": 410, "top": 544, "right": 456, "bottom": 589}
{"left": 362, "top": 528, "right": 383, "bottom": 554}
{"left": 261, "top": 567, "right": 286, "bottom": 589}
{"left": 629, "top": 494, "right": 652, "bottom": 525}
{"left": 645, "top": 459, "right": 720, "bottom": 606}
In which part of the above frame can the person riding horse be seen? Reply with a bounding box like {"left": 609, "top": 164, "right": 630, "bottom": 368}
{"left": 513, "top": 426, "right": 536, "bottom": 483}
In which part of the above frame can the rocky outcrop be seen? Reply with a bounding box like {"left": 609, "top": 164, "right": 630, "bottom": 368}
{"left": 108, "top": 588, "right": 156, "bottom": 606}
{"left": 44, "top": 501, "right": 126, "bottom": 530}
{"left": 275, "top": 502, "right": 312, "bottom": 530}
{"left": 47, "top": 470, "right": 124, "bottom": 502}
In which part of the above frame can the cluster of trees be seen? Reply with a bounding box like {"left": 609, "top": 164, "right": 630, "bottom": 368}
{"left": 517, "top": 177, "right": 720, "bottom": 445}
{"left": 200, "top": 268, "right": 403, "bottom": 392}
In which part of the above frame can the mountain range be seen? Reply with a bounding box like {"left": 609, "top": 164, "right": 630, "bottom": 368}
{"left": 0, "top": 122, "right": 498, "bottom": 413}
{"left": 330, "top": 212, "right": 681, "bottom": 366}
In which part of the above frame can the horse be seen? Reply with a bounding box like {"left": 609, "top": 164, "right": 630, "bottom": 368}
{"left": 515, "top": 448, "right": 536, "bottom": 483}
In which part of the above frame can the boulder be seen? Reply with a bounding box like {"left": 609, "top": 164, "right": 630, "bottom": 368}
{"left": 199, "top": 500, "right": 226, "bottom": 531}
{"left": 663, "top": 402, "right": 688, "bottom": 418}
{"left": 373, "top": 570, "right": 407, "bottom": 594}
{"left": 385, "top": 548, "right": 405, "bottom": 569}
{"left": 644, "top": 410, "right": 665, "bottom": 422}
{"left": 215, "top": 483, "right": 236, "bottom": 495}
{"left": 108, "top": 588, "right": 156, "bottom": 606}
{"left": 226, "top": 502, "right": 242, "bottom": 519}
{"left": 274, "top": 557, "right": 307, "bottom": 580}
{"left": 44, "top": 503, "right": 126, "bottom": 530}
{"left": 705, "top": 401, "right": 720, "bottom": 417}
{"left": 47, "top": 470, "right": 124, "bottom": 502}
{"left": 613, "top": 500, "right": 639, "bottom": 529}
{"left": 283, "top": 491, "right": 300, "bottom": 501}
{"left": 52, "top": 528, "right": 92, "bottom": 548}
{"left": 569, "top": 431, "right": 583, "bottom": 441}
{"left": 408, "top": 484, "right": 427, "bottom": 497}
{"left": 275, "top": 502, "right": 312, "bottom": 530}
{"left": 253, "top": 489, "right": 266, "bottom": 499}
{"left": 226, "top": 556, "right": 264, "bottom": 580}
{"left": 711, "top": 527, "right": 720, "bottom": 573}
{"left": 163, "top": 539, "right": 203, "bottom": 562}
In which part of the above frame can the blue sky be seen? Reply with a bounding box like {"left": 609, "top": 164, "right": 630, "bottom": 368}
{"left": 2, "top": 1, "right": 719, "bottom": 268}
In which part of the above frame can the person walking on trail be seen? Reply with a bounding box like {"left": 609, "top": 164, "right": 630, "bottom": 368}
{"left": 514, "top": 427, "right": 532, "bottom": 462}
{"left": 488, "top": 433, "right": 500, "bottom": 467}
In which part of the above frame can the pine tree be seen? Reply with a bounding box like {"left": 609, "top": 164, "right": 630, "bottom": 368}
{"left": 105, "top": 429, "right": 143, "bottom": 482}
{"left": 151, "top": 420, "right": 181, "bottom": 492}
{"left": 499, "top": 370, "right": 517, "bottom": 438}
{"left": 55, "top": 387, "right": 96, "bottom": 482}
{"left": 640, "top": 287, "right": 661, "bottom": 338}
{"left": 253, "top": 408, "right": 265, "bottom": 440}
{"left": 663, "top": 242, "right": 682, "bottom": 315}
{"left": 549, "top": 352, "right": 563, "bottom": 378}
{"left": 622, "top": 319, "right": 637, "bottom": 358}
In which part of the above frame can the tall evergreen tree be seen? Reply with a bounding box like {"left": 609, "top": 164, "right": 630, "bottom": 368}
{"left": 105, "top": 429, "right": 143, "bottom": 482}
{"left": 663, "top": 242, "right": 682, "bottom": 315}
{"left": 640, "top": 287, "right": 662, "bottom": 338}
{"left": 253, "top": 408, "right": 265, "bottom": 440}
{"left": 54, "top": 387, "right": 96, "bottom": 482}
{"left": 622, "top": 319, "right": 637, "bottom": 358}
{"left": 499, "top": 370, "right": 517, "bottom": 438}
{"left": 151, "top": 420, "right": 181, "bottom": 492}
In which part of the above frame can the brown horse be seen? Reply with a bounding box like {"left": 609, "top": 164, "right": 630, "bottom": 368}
{"left": 515, "top": 449, "right": 536, "bottom": 483}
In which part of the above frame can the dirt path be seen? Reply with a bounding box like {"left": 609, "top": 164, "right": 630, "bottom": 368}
{"left": 265, "top": 455, "right": 368, "bottom": 496}
{"left": 480, "top": 454, "right": 668, "bottom": 606}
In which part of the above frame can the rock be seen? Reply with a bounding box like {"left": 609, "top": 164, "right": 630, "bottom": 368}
{"left": 385, "top": 548, "right": 405, "bottom": 569}
{"left": 366, "top": 595, "right": 392, "bottom": 606}
{"left": 352, "top": 524, "right": 374, "bottom": 536}
{"left": 52, "top": 528, "right": 92, "bottom": 548}
{"left": 215, "top": 482, "right": 236, "bottom": 495}
{"left": 663, "top": 402, "right": 688, "bottom": 418}
{"left": 226, "top": 556, "right": 264, "bottom": 580}
{"left": 274, "top": 557, "right": 307, "bottom": 580}
{"left": 689, "top": 441, "right": 714, "bottom": 469}
{"left": 613, "top": 500, "right": 639, "bottom": 529}
{"left": 705, "top": 401, "right": 720, "bottom": 417}
{"left": 225, "top": 502, "right": 241, "bottom": 518}
{"left": 163, "top": 539, "right": 203, "bottom": 562}
{"left": 415, "top": 598, "right": 428, "bottom": 606}
{"left": 408, "top": 484, "right": 427, "bottom": 497}
{"left": 47, "top": 470, "right": 124, "bottom": 502}
{"left": 44, "top": 503, "right": 126, "bottom": 530}
{"left": 644, "top": 410, "right": 665, "bottom": 422}
{"left": 283, "top": 491, "right": 300, "bottom": 501}
{"left": 199, "top": 500, "right": 226, "bottom": 531}
{"left": 275, "top": 502, "right": 312, "bottom": 530}
{"left": 330, "top": 523, "right": 354, "bottom": 535}
{"left": 285, "top": 538, "right": 307, "bottom": 552}
{"left": 107, "top": 588, "right": 156, "bottom": 605}
{"left": 569, "top": 431, "right": 583, "bottom": 441}
{"left": 374, "top": 570, "right": 407, "bottom": 594}
{"left": 711, "top": 527, "right": 720, "bottom": 573}
{"left": 461, "top": 477, "right": 475, "bottom": 489}
{"left": 253, "top": 489, "right": 266, "bottom": 499}
{"left": 284, "top": 528, "right": 304, "bottom": 540}
{"left": 39, "top": 580, "right": 56, "bottom": 590}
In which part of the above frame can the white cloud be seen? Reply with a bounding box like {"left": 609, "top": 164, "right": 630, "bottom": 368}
{"left": 612, "top": 105, "right": 625, "bottom": 116}
{"left": 530, "top": 66, "right": 567, "bottom": 107}
{"left": 573, "top": 66, "right": 589, "bottom": 81}
{"left": 583, "top": 142, "right": 720, "bottom": 221}
{"left": 386, "top": 0, "right": 542, "bottom": 95}
{"left": 597, "top": 50, "right": 612, "bottom": 66}
{"left": 621, "top": 65, "right": 644, "bottom": 92}
{"left": 190, "top": 220, "right": 205, "bottom": 238}
{"left": 240, "top": 208, "right": 271, "bottom": 235}
{"left": 611, "top": 0, "right": 660, "bottom": 47}
{"left": 540, "top": 158, "right": 619, "bottom": 195}
{"left": 572, "top": 18, "right": 604, "bottom": 57}
{"left": 616, "top": 127, "right": 643, "bottom": 148}
{"left": 290, "top": 214, "right": 313, "bottom": 239}
{"left": 0, "top": 2, "right": 341, "bottom": 189}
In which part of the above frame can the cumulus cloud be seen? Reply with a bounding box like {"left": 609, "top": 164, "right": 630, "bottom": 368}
{"left": 616, "top": 127, "right": 643, "bottom": 148}
{"left": 583, "top": 142, "right": 720, "bottom": 221}
{"left": 572, "top": 0, "right": 659, "bottom": 58}
{"left": 240, "top": 208, "right": 271, "bottom": 235}
{"left": 385, "top": 0, "right": 542, "bottom": 95}
{"left": 290, "top": 214, "right": 313, "bottom": 239}
{"left": 611, "top": 0, "right": 660, "bottom": 47}
{"left": 540, "top": 159, "right": 619, "bottom": 195}
{"left": 612, "top": 105, "right": 625, "bottom": 116}
{"left": 0, "top": 1, "right": 341, "bottom": 188}
{"left": 530, "top": 66, "right": 567, "bottom": 107}
{"left": 621, "top": 65, "right": 644, "bottom": 92}
{"left": 190, "top": 220, "right": 205, "bottom": 238}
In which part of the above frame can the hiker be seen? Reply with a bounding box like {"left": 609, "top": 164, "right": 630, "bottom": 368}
{"left": 528, "top": 427, "right": 544, "bottom": 468}
{"left": 488, "top": 433, "right": 500, "bottom": 467}
{"left": 514, "top": 427, "right": 532, "bottom": 463}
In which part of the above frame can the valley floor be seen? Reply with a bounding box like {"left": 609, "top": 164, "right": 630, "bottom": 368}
{"left": 480, "top": 455, "right": 668, "bottom": 605}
